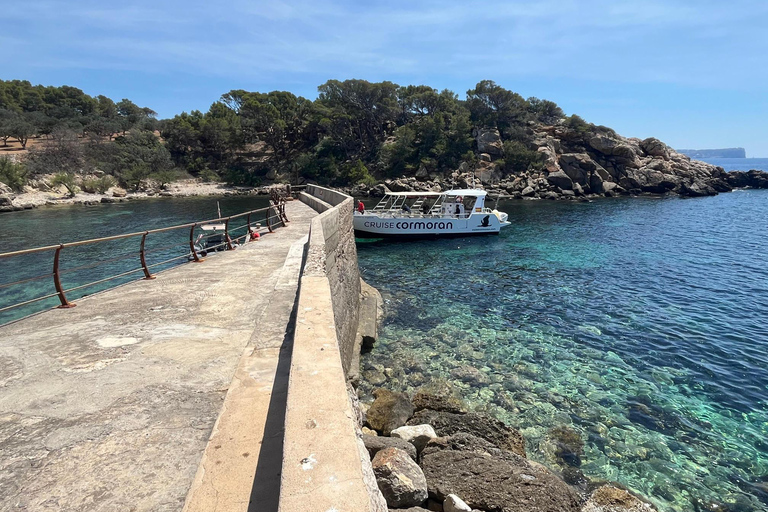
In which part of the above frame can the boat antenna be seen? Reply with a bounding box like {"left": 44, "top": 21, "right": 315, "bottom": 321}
{"left": 217, "top": 201, "right": 222, "bottom": 219}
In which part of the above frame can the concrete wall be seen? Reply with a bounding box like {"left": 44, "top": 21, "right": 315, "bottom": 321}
{"left": 279, "top": 187, "right": 385, "bottom": 512}
{"left": 299, "top": 188, "right": 361, "bottom": 375}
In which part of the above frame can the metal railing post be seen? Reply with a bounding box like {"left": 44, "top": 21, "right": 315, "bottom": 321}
{"left": 53, "top": 245, "right": 75, "bottom": 308}
{"left": 283, "top": 198, "right": 289, "bottom": 222}
{"left": 246, "top": 212, "right": 252, "bottom": 241}
{"left": 266, "top": 206, "right": 274, "bottom": 233}
{"left": 189, "top": 224, "right": 204, "bottom": 262}
{"left": 140, "top": 232, "right": 155, "bottom": 279}
{"left": 224, "top": 218, "right": 234, "bottom": 250}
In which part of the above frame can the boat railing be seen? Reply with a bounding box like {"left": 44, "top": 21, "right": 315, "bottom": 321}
{"left": 0, "top": 189, "right": 291, "bottom": 323}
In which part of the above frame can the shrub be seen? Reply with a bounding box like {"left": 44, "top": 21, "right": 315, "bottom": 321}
{"left": 121, "top": 163, "right": 151, "bottom": 191}
{"left": 80, "top": 175, "right": 116, "bottom": 194}
{"left": 151, "top": 168, "right": 182, "bottom": 189}
{"left": 344, "top": 159, "right": 375, "bottom": 186}
{"left": 0, "top": 157, "right": 28, "bottom": 192}
{"left": 51, "top": 172, "right": 79, "bottom": 197}
{"left": 563, "top": 114, "right": 591, "bottom": 135}
{"left": 502, "top": 140, "right": 544, "bottom": 174}
{"left": 199, "top": 168, "right": 219, "bottom": 183}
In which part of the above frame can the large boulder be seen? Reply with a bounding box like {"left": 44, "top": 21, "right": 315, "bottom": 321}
{"left": 631, "top": 169, "right": 679, "bottom": 194}
{"left": 391, "top": 424, "right": 438, "bottom": 453}
{"left": 559, "top": 154, "right": 597, "bottom": 186}
{"left": 407, "top": 409, "right": 526, "bottom": 457}
{"left": 367, "top": 389, "right": 414, "bottom": 435}
{"left": 372, "top": 447, "right": 428, "bottom": 508}
{"left": 581, "top": 485, "right": 657, "bottom": 512}
{"left": 546, "top": 171, "right": 574, "bottom": 190}
{"left": 639, "top": 138, "right": 670, "bottom": 160}
{"left": 476, "top": 128, "right": 504, "bottom": 156}
{"left": 0, "top": 194, "right": 14, "bottom": 206}
{"left": 364, "top": 434, "right": 418, "bottom": 461}
{"left": 679, "top": 181, "right": 718, "bottom": 197}
{"left": 420, "top": 434, "right": 581, "bottom": 512}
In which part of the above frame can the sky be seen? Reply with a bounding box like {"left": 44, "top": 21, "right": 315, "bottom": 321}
{"left": 2, "top": 0, "right": 767, "bottom": 156}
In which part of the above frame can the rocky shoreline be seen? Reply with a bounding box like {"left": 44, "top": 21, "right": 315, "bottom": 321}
{"left": 0, "top": 178, "right": 277, "bottom": 213}
{"left": 345, "top": 127, "right": 768, "bottom": 201}
{"left": 351, "top": 385, "right": 657, "bottom": 512}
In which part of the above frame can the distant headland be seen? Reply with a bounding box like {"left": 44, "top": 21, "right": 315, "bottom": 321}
{"left": 677, "top": 148, "right": 746, "bottom": 159}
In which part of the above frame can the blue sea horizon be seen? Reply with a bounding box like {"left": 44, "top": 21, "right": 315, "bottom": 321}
{"left": 698, "top": 157, "right": 768, "bottom": 172}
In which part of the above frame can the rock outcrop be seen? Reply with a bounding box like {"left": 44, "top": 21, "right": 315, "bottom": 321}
{"left": 346, "top": 122, "right": 768, "bottom": 203}
{"left": 407, "top": 409, "right": 526, "bottom": 458}
{"left": 420, "top": 434, "right": 581, "bottom": 512}
{"left": 475, "top": 128, "right": 504, "bottom": 157}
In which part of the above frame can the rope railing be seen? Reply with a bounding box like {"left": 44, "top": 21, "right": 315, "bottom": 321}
{"left": 0, "top": 188, "right": 291, "bottom": 318}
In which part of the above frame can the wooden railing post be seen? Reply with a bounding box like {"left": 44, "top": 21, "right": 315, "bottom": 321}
{"left": 140, "top": 232, "right": 155, "bottom": 279}
{"left": 53, "top": 244, "right": 75, "bottom": 308}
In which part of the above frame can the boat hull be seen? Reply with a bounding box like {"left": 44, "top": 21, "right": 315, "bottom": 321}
{"left": 353, "top": 213, "right": 506, "bottom": 238}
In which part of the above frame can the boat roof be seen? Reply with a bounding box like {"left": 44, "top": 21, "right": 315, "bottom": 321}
{"left": 383, "top": 189, "right": 487, "bottom": 197}
{"left": 201, "top": 223, "right": 226, "bottom": 231}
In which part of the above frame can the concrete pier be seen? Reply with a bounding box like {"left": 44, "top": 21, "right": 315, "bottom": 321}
{"left": 0, "top": 200, "right": 317, "bottom": 512}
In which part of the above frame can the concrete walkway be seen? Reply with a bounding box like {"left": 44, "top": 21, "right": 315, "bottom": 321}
{"left": 0, "top": 200, "right": 316, "bottom": 512}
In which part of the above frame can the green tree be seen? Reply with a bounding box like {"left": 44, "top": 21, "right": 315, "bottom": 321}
{"left": 466, "top": 80, "right": 530, "bottom": 135}
{"left": 51, "top": 172, "right": 79, "bottom": 197}
{"left": 0, "top": 157, "right": 28, "bottom": 191}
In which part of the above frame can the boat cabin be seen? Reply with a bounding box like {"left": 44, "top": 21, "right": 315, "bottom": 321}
{"left": 368, "top": 189, "right": 490, "bottom": 219}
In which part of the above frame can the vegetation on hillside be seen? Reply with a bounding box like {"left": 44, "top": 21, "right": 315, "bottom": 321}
{"left": 0, "top": 78, "right": 575, "bottom": 191}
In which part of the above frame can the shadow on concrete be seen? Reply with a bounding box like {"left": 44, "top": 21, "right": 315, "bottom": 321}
{"left": 247, "top": 273, "right": 302, "bottom": 512}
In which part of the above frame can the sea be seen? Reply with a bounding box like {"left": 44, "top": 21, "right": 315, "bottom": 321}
{"left": 1, "top": 182, "right": 767, "bottom": 512}
{"left": 356, "top": 190, "right": 768, "bottom": 512}
{"left": 0, "top": 195, "right": 269, "bottom": 324}
{"left": 698, "top": 157, "right": 768, "bottom": 172}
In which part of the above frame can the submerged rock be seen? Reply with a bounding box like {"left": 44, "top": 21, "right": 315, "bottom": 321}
{"left": 412, "top": 388, "right": 467, "bottom": 414}
{"left": 367, "top": 388, "right": 414, "bottom": 435}
{"left": 420, "top": 433, "right": 581, "bottom": 512}
{"left": 407, "top": 409, "right": 526, "bottom": 457}
{"left": 372, "top": 447, "right": 428, "bottom": 508}
{"left": 582, "top": 485, "right": 657, "bottom": 512}
{"left": 541, "top": 425, "right": 585, "bottom": 468}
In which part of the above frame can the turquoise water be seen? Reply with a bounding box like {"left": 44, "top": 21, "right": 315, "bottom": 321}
{"left": 357, "top": 190, "right": 768, "bottom": 512}
{"left": 699, "top": 157, "right": 768, "bottom": 172}
{"left": 0, "top": 196, "right": 269, "bottom": 324}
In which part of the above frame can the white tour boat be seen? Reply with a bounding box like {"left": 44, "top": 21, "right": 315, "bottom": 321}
{"left": 353, "top": 189, "right": 510, "bottom": 238}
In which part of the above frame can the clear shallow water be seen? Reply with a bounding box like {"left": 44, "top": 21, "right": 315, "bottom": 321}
{"left": 357, "top": 191, "right": 768, "bottom": 512}
{"left": 0, "top": 196, "right": 268, "bottom": 324}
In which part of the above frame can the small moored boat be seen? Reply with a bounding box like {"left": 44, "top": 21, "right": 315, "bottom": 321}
{"left": 353, "top": 189, "right": 510, "bottom": 238}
